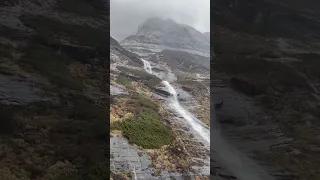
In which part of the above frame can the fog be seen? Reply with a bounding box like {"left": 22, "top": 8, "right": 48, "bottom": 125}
{"left": 110, "top": 0, "right": 210, "bottom": 41}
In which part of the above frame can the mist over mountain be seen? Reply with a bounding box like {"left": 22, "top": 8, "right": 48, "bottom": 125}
{"left": 203, "top": 32, "right": 210, "bottom": 40}
{"left": 121, "top": 17, "right": 210, "bottom": 57}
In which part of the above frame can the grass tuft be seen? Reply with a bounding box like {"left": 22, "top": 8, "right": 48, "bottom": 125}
{"left": 116, "top": 77, "right": 132, "bottom": 88}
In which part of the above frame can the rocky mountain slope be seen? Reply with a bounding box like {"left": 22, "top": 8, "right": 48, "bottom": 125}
{"left": 121, "top": 17, "right": 210, "bottom": 57}
{"left": 203, "top": 32, "right": 210, "bottom": 40}
{"left": 212, "top": 0, "right": 320, "bottom": 179}
{"left": 110, "top": 36, "right": 141, "bottom": 66}
{"left": 110, "top": 34, "right": 210, "bottom": 179}
{"left": 149, "top": 49, "right": 210, "bottom": 74}
{"left": 0, "top": 0, "right": 110, "bottom": 179}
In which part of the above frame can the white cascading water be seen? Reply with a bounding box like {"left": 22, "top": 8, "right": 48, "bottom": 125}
{"left": 142, "top": 59, "right": 152, "bottom": 74}
{"left": 141, "top": 58, "right": 210, "bottom": 144}
{"left": 141, "top": 58, "right": 275, "bottom": 180}
{"left": 163, "top": 81, "right": 210, "bottom": 143}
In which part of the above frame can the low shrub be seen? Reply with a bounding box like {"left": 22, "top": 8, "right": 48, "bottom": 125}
{"left": 111, "top": 107, "right": 174, "bottom": 149}
{"left": 122, "top": 109, "right": 175, "bottom": 149}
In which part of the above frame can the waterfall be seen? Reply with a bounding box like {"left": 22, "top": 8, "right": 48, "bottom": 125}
{"left": 142, "top": 58, "right": 153, "bottom": 74}
{"left": 163, "top": 81, "right": 210, "bottom": 143}
{"left": 141, "top": 58, "right": 210, "bottom": 144}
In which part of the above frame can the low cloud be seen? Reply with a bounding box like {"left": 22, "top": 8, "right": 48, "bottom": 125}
{"left": 110, "top": 0, "right": 210, "bottom": 41}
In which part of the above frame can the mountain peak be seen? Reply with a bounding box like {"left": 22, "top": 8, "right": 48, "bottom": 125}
{"left": 137, "top": 17, "right": 179, "bottom": 35}
{"left": 122, "top": 17, "right": 210, "bottom": 55}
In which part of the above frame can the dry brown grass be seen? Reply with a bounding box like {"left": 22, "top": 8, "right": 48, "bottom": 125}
{"left": 146, "top": 140, "right": 190, "bottom": 172}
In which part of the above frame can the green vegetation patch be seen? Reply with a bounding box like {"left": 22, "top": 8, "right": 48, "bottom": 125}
{"left": 19, "top": 14, "right": 109, "bottom": 49}
{"left": 113, "top": 109, "right": 175, "bottom": 149}
{"left": 116, "top": 77, "right": 132, "bottom": 88}
{"left": 111, "top": 95, "right": 174, "bottom": 149}
{"left": 21, "top": 44, "right": 83, "bottom": 91}
{"left": 130, "top": 94, "right": 159, "bottom": 111}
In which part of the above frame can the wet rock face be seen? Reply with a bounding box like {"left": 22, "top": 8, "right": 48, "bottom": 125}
{"left": 110, "top": 85, "right": 128, "bottom": 96}
{"left": 0, "top": 74, "right": 52, "bottom": 105}
{"left": 119, "top": 73, "right": 141, "bottom": 82}
{"left": 151, "top": 67, "right": 166, "bottom": 73}
{"left": 153, "top": 87, "right": 171, "bottom": 97}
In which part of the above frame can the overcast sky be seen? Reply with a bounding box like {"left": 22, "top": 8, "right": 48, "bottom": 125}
{"left": 110, "top": 0, "right": 210, "bottom": 41}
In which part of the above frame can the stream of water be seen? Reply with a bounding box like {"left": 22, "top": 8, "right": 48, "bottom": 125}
{"left": 141, "top": 58, "right": 210, "bottom": 144}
